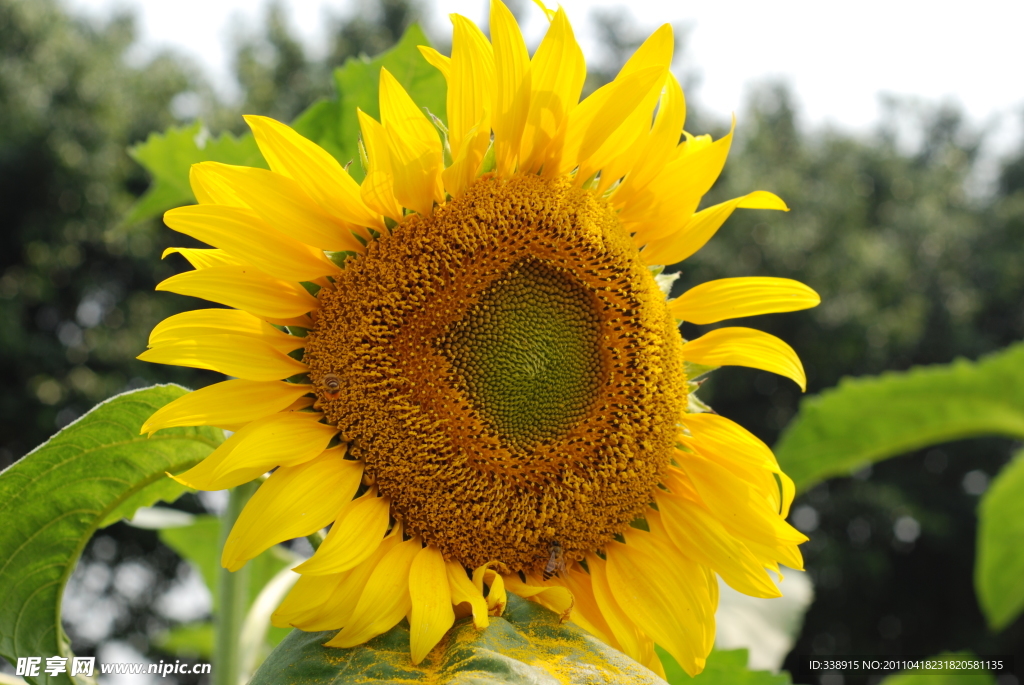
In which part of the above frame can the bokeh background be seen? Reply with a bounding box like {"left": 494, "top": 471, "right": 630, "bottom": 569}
{"left": 1, "top": 0, "right": 1023, "bottom": 682}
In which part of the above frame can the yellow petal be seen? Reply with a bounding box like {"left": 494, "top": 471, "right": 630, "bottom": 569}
{"left": 417, "top": 46, "right": 451, "bottom": 80}
{"left": 622, "top": 122, "right": 736, "bottom": 235}
{"left": 778, "top": 471, "right": 797, "bottom": 519}
{"left": 743, "top": 540, "right": 802, "bottom": 574}
{"left": 670, "top": 277, "right": 820, "bottom": 324}
{"left": 324, "top": 536, "right": 422, "bottom": 648}
{"left": 655, "top": 490, "right": 780, "bottom": 599}
{"left": 379, "top": 68, "right": 443, "bottom": 216}
{"left": 471, "top": 564, "right": 508, "bottom": 616}
{"left": 663, "top": 466, "right": 707, "bottom": 507}
{"left": 490, "top": 0, "right": 530, "bottom": 176}
{"left": 678, "top": 413, "right": 795, "bottom": 516}
{"left": 531, "top": 0, "right": 555, "bottom": 20}
{"left": 190, "top": 164, "right": 246, "bottom": 207}
{"left": 280, "top": 528, "right": 403, "bottom": 630}
{"left": 680, "top": 412, "right": 780, "bottom": 472}
{"left": 519, "top": 7, "right": 585, "bottom": 173}
{"left": 563, "top": 24, "right": 674, "bottom": 180}
{"left": 147, "top": 308, "right": 303, "bottom": 355}
{"left": 501, "top": 573, "right": 573, "bottom": 621}
{"left": 442, "top": 121, "right": 489, "bottom": 199}
{"left": 485, "top": 571, "right": 506, "bottom": 615}
{"left": 609, "top": 74, "right": 685, "bottom": 200}
{"left": 294, "top": 489, "right": 392, "bottom": 575}
{"left": 552, "top": 65, "right": 665, "bottom": 178}
{"left": 680, "top": 435, "right": 790, "bottom": 519}
{"left": 681, "top": 326, "right": 807, "bottom": 391}
{"left": 190, "top": 162, "right": 365, "bottom": 252}
{"left": 447, "top": 14, "right": 495, "bottom": 154}
{"left": 606, "top": 534, "right": 715, "bottom": 677}
{"left": 362, "top": 169, "right": 404, "bottom": 223}
{"left": 446, "top": 561, "right": 488, "bottom": 630}
{"left": 162, "top": 247, "right": 244, "bottom": 269}
{"left": 138, "top": 334, "right": 306, "bottom": 381}
{"left": 408, "top": 545, "right": 455, "bottom": 664}
{"left": 156, "top": 265, "right": 318, "bottom": 320}
{"left": 675, "top": 451, "right": 808, "bottom": 546}
{"left": 244, "top": 114, "right": 383, "bottom": 230}
{"left": 586, "top": 553, "right": 654, "bottom": 665}
{"left": 357, "top": 109, "right": 403, "bottom": 220}
{"left": 163, "top": 204, "right": 339, "bottom": 282}
{"left": 172, "top": 413, "right": 337, "bottom": 491}
{"left": 559, "top": 565, "right": 617, "bottom": 647}
{"left": 222, "top": 455, "right": 363, "bottom": 571}
{"left": 141, "top": 379, "right": 310, "bottom": 434}
{"left": 640, "top": 190, "right": 788, "bottom": 265}
{"left": 272, "top": 571, "right": 345, "bottom": 629}
{"left": 590, "top": 77, "right": 665, "bottom": 194}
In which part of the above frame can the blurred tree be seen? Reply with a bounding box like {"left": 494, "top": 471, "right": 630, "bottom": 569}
{"left": 0, "top": 0, "right": 217, "bottom": 469}
{"left": 220, "top": 0, "right": 421, "bottom": 129}
{"left": 232, "top": 2, "right": 321, "bottom": 124}
{"left": 325, "top": 0, "right": 422, "bottom": 69}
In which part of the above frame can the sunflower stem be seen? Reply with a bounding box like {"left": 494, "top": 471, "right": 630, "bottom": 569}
{"left": 214, "top": 481, "right": 257, "bottom": 685}
{"left": 306, "top": 530, "right": 325, "bottom": 550}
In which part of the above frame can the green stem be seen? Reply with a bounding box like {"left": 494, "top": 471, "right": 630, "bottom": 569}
{"left": 214, "top": 481, "right": 258, "bottom": 685}
{"left": 306, "top": 529, "right": 325, "bottom": 550}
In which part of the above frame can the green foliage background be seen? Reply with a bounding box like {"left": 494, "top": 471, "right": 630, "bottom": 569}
{"left": 1, "top": 0, "right": 1023, "bottom": 680}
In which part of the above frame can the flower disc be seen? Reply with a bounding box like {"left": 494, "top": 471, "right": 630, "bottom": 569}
{"left": 305, "top": 175, "right": 687, "bottom": 572}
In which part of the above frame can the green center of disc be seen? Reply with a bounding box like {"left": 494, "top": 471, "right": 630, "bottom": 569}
{"left": 440, "top": 258, "right": 604, "bottom": 449}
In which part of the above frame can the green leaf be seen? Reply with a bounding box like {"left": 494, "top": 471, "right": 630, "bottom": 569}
{"left": 661, "top": 648, "right": 791, "bottom": 685}
{"left": 100, "top": 477, "right": 190, "bottom": 528}
{"left": 125, "top": 123, "right": 266, "bottom": 224}
{"left": 291, "top": 24, "right": 446, "bottom": 182}
{"left": 251, "top": 593, "right": 664, "bottom": 684}
{"left": 0, "top": 385, "right": 223, "bottom": 685}
{"left": 775, "top": 343, "right": 1024, "bottom": 491}
{"left": 975, "top": 448, "right": 1024, "bottom": 631}
{"left": 159, "top": 515, "right": 294, "bottom": 612}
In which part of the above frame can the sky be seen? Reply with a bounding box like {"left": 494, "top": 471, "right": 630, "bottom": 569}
{"left": 67, "top": 0, "right": 1024, "bottom": 149}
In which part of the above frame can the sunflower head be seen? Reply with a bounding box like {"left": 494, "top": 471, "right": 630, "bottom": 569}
{"left": 140, "top": 0, "right": 818, "bottom": 675}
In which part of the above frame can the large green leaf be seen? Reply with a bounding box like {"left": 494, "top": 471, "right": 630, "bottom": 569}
{"left": 292, "top": 23, "right": 446, "bottom": 182}
{"left": 250, "top": 593, "right": 664, "bottom": 684}
{"left": 661, "top": 648, "right": 791, "bottom": 685}
{"left": 774, "top": 343, "right": 1024, "bottom": 491}
{"left": 125, "top": 123, "right": 266, "bottom": 224}
{"left": 975, "top": 448, "right": 1024, "bottom": 631}
{"left": 0, "top": 385, "right": 223, "bottom": 685}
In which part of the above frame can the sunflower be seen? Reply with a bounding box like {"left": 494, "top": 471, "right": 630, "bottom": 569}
{"left": 140, "top": 1, "right": 817, "bottom": 676}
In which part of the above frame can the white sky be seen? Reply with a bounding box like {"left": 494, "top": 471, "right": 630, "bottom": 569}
{"left": 67, "top": 0, "right": 1024, "bottom": 148}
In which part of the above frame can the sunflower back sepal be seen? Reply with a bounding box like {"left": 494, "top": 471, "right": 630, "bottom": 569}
{"left": 251, "top": 594, "right": 667, "bottom": 685}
